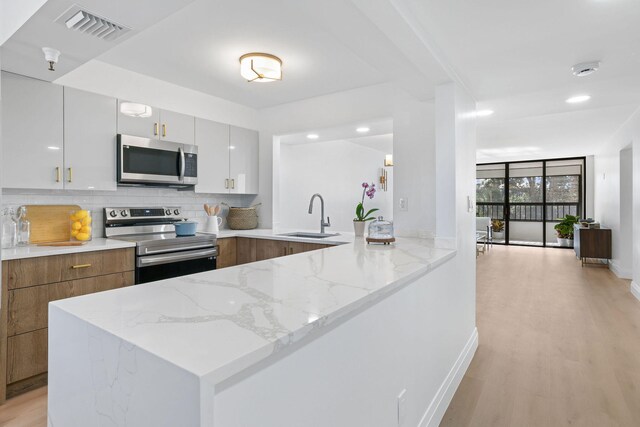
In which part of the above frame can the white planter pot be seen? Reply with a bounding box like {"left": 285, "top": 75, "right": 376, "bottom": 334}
{"left": 353, "top": 221, "right": 366, "bottom": 237}
{"left": 557, "top": 237, "right": 574, "bottom": 247}
{"left": 493, "top": 231, "right": 505, "bottom": 240}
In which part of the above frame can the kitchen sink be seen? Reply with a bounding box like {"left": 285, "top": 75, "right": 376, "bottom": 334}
{"left": 278, "top": 232, "right": 340, "bottom": 239}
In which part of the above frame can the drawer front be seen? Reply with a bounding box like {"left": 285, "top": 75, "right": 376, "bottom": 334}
{"left": 49, "top": 271, "right": 134, "bottom": 302}
{"left": 7, "top": 329, "right": 48, "bottom": 384}
{"left": 7, "top": 272, "right": 135, "bottom": 336}
{"left": 8, "top": 285, "right": 49, "bottom": 336}
{"left": 8, "top": 248, "right": 134, "bottom": 289}
{"left": 217, "top": 238, "right": 237, "bottom": 269}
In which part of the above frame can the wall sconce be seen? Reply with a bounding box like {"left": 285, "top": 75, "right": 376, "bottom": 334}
{"left": 384, "top": 154, "right": 393, "bottom": 167}
{"left": 379, "top": 168, "right": 388, "bottom": 192}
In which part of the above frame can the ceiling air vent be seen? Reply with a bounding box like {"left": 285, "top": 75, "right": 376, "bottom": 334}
{"left": 55, "top": 5, "right": 131, "bottom": 41}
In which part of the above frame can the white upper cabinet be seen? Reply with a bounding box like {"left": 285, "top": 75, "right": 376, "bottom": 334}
{"left": 117, "top": 100, "right": 160, "bottom": 139}
{"left": 64, "top": 87, "right": 117, "bottom": 191}
{"left": 159, "top": 110, "right": 195, "bottom": 144}
{"left": 1, "top": 72, "right": 64, "bottom": 190}
{"left": 117, "top": 101, "right": 194, "bottom": 144}
{"left": 194, "top": 118, "right": 230, "bottom": 194}
{"left": 229, "top": 126, "right": 259, "bottom": 194}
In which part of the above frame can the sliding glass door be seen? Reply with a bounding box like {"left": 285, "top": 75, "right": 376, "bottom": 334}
{"left": 476, "top": 157, "right": 585, "bottom": 248}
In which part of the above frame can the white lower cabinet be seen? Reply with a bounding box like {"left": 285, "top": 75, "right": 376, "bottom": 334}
{"left": 64, "top": 88, "right": 117, "bottom": 191}
{"left": 1, "top": 72, "right": 64, "bottom": 190}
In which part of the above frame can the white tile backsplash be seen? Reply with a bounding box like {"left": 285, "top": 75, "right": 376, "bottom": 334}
{"left": 2, "top": 187, "right": 257, "bottom": 237}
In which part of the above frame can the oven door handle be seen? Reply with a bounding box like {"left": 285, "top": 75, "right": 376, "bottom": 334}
{"left": 178, "top": 147, "right": 185, "bottom": 181}
{"left": 143, "top": 242, "right": 215, "bottom": 255}
{"left": 138, "top": 248, "right": 218, "bottom": 267}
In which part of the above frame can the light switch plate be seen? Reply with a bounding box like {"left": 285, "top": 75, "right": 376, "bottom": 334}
{"left": 399, "top": 197, "right": 408, "bottom": 212}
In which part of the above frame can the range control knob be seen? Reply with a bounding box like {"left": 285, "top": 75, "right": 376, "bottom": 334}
{"left": 165, "top": 209, "right": 172, "bottom": 216}
{"left": 109, "top": 210, "right": 117, "bottom": 218}
{"left": 120, "top": 210, "right": 128, "bottom": 217}
{"left": 174, "top": 209, "right": 180, "bottom": 215}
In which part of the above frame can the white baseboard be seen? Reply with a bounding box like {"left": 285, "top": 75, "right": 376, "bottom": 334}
{"left": 631, "top": 281, "right": 640, "bottom": 303}
{"left": 419, "top": 327, "right": 479, "bottom": 427}
{"left": 609, "top": 260, "right": 632, "bottom": 279}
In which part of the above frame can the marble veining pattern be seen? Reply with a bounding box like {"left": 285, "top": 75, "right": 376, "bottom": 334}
{"left": 51, "top": 237, "right": 456, "bottom": 385}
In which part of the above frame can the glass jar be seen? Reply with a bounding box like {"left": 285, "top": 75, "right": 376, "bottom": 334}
{"left": 70, "top": 209, "right": 92, "bottom": 242}
{"left": 16, "top": 206, "right": 31, "bottom": 246}
{"left": 368, "top": 216, "right": 394, "bottom": 240}
{"left": 1, "top": 208, "right": 17, "bottom": 249}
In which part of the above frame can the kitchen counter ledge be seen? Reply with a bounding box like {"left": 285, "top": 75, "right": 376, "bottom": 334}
{"left": 48, "top": 237, "right": 457, "bottom": 426}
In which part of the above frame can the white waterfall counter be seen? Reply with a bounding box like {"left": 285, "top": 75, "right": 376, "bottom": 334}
{"left": 48, "top": 237, "right": 458, "bottom": 427}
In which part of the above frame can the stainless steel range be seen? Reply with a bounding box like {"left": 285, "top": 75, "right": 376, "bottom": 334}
{"left": 104, "top": 207, "right": 217, "bottom": 284}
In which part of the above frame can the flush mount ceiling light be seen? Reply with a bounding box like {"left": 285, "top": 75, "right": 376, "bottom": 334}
{"left": 120, "top": 102, "right": 153, "bottom": 118}
{"left": 475, "top": 109, "right": 494, "bottom": 117}
{"left": 307, "top": 134, "right": 319, "bottom": 140}
{"left": 571, "top": 61, "right": 600, "bottom": 77}
{"left": 566, "top": 95, "right": 591, "bottom": 104}
{"left": 356, "top": 127, "right": 370, "bottom": 133}
{"left": 239, "top": 53, "right": 282, "bottom": 82}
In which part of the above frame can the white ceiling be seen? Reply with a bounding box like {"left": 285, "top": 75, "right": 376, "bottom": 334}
{"left": 280, "top": 118, "right": 393, "bottom": 147}
{"left": 394, "top": 0, "right": 640, "bottom": 160}
{"left": 95, "top": 0, "right": 449, "bottom": 109}
{"left": 0, "top": 0, "right": 195, "bottom": 81}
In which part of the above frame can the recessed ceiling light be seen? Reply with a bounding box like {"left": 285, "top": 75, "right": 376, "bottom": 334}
{"left": 566, "top": 95, "right": 591, "bottom": 104}
{"left": 356, "top": 127, "right": 370, "bottom": 133}
{"left": 307, "top": 134, "right": 319, "bottom": 140}
{"left": 476, "top": 110, "right": 494, "bottom": 117}
{"left": 47, "top": 146, "right": 61, "bottom": 150}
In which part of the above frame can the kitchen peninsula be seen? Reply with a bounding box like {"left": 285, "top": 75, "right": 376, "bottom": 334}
{"left": 47, "top": 237, "right": 474, "bottom": 427}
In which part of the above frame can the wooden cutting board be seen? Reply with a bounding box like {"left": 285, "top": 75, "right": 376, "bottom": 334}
{"left": 24, "top": 204, "right": 81, "bottom": 244}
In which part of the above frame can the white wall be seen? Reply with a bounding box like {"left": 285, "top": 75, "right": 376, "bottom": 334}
{"left": 279, "top": 139, "right": 393, "bottom": 233}
{"left": 594, "top": 106, "right": 640, "bottom": 287}
{"left": 258, "top": 82, "right": 436, "bottom": 237}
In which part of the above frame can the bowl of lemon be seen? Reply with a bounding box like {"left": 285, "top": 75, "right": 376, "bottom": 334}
{"left": 70, "top": 209, "right": 92, "bottom": 242}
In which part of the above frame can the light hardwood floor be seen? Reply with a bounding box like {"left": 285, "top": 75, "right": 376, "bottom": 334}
{"left": 0, "top": 246, "right": 638, "bottom": 426}
{"left": 441, "top": 245, "right": 640, "bottom": 427}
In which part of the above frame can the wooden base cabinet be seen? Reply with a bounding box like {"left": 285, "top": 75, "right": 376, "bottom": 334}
{"left": 217, "top": 238, "right": 237, "bottom": 268}
{"left": 0, "top": 248, "right": 135, "bottom": 403}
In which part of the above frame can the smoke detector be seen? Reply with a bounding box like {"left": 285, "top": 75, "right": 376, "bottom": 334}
{"left": 55, "top": 4, "right": 131, "bottom": 41}
{"left": 42, "top": 47, "right": 61, "bottom": 71}
{"left": 571, "top": 61, "right": 600, "bottom": 77}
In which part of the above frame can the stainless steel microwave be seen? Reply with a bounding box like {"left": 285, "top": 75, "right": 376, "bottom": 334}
{"left": 117, "top": 134, "right": 198, "bottom": 187}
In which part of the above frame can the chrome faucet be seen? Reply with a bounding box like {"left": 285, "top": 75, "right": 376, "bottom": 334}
{"left": 308, "top": 193, "right": 331, "bottom": 234}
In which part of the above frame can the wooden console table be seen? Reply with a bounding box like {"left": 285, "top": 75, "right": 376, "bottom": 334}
{"left": 573, "top": 225, "right": 612, "bottom": 267}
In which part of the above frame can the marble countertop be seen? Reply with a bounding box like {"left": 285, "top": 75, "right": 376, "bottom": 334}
{"left": 208, "top": 228, "right": 354, "bottom": 245}
{"left": 51, "top": 236, "right": 456, "bottom": 386}
{"left": 1, "top": 238, "right": 136, "bottom": 261}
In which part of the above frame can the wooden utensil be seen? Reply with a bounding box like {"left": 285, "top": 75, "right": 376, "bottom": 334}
{"left": 204, "top": 204, "right": 211, "bottom": 216}
{"left": 213, "top": 204, "right": 220, "bottom": 215}
{"left": 24, "top": 204, "right": 81, "bottom": 243}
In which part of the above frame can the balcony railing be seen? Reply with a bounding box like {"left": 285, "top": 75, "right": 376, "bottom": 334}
{"left": 476, "top": 202, "right": 579, "bottom": 222}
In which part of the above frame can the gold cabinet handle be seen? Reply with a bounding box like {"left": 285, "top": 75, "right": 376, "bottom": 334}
{"left": 283, "top": 247, "right": 287, "bottom": 256}
{"left": 55, "top": 167, "right": 61, "bottom": 183}
{"left": 162, "top": 123, "right": 166, "bottom": 137}
{"left": 225, "top": 179, "right": 229, "bottom": 189}
{"left": 231, "top": 179, "right": 235, "bottom": 189}
{"left": 154, "top": 122, "right": 159, "bottom": 136}
{"left": 68, "top": 167, "right": 73, "bottom": 183}
{"left": 289, "top": 247, "right": 293, "bottom": 254}
{"left": 71, "top": 263, "right": 92, "bottom": 269}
